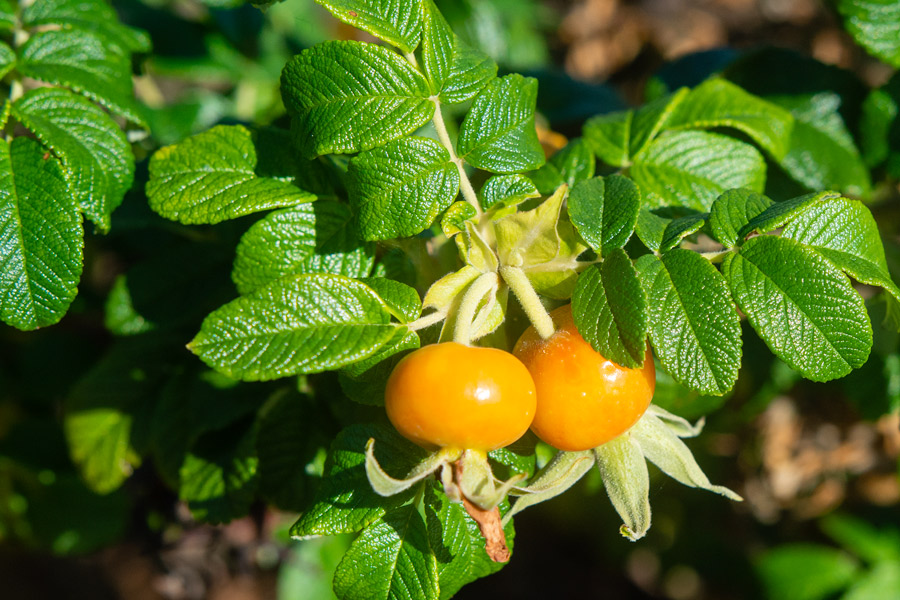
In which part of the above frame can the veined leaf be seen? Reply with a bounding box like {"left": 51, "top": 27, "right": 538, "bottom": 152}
{"left": 629, "top": 89, "right": 689, "bottom": 158}
{"left": 583, "top": 110, "right": 631, "bottom": 167}
{"left": 631, "top": 130, "right": 766, "bottom": 211}
{"left": 708, "top": 188, "right": 774, "bottom": 247}
{"left": 635, "top": 208, "right": 707, "bottom": 253}
{"left": 636, "top": 251, "right": 741, "bottom": 395}
{"left": 349, "top": 136, "right": 459, "bottom": 240}
{"left": 571, "top": 249, "right": 648, "bottom": 368}
{"left": 316, "top": 0, "right": 422, "bottom": 53}
{"left": 233, "top": 202, "right": 374, "bottom": 295}
{"left": 530, "top": 138, "right": 595, "bottom": 195}
{"left": 782, "top": 196, "right": 900, "bottom": 304}
{"left": 837, "top": 0, "right": 900, "bottom": 67}
{"left": 0, "top": 137, "right": 82, "bottom": 331}
{"left": 179, "top": 419, "right": 259, "bottom": 524}
{"left": 0, "top": 1, "right": 14, "bottom": 31}
{"left": 420, "top": 0, "right": 497, "bottom": 105}
{"left": 567, "top": 175, "right": 640, "bottom": 256}
{"left": 291, "top": 424, "right": 426, "bottom": 537}
{"left": 190, "top": 274, "right": 402, "bottom": 381}
{"left": 23, "top": 0, "right": 151, "bottom": 53}
{"left": 360, "top": 277, "right": 421, "bottom": 324}
{"left": 479, "top": 174, "right": 539, "bottom": 211}
{"left": 458, "top": 74, "right": 545, "bottom": 173}
{"left": 147, "top": 125, "right": 315, "bottom": 225}
{"left": 13, "top": 88, "right": 134, "bottom": 232}
{"left": 424, "top": 484, "right": 512, "bottom": 599}
{"left": 724, "top": 235, "right": 872, "bottom": 382}
{"left": 739, "top": 190, "right": 839, "bottom": 238}
{"left": 756, "top": 545, "right": 859, "bottom": 600}
{"left": 18, "top": 28, "right": 145, "bottom": 126}
{"left": 281, "top": 41, "right": 434, "bottom": 157}
{"left": 0, "top": 41, "right": 14, "bottom": 79}
{"left": 666, "top": 78, "right": 794, "bottom": 160}
{"left": 333, "top": 503, "right": 440, "bottom": 600}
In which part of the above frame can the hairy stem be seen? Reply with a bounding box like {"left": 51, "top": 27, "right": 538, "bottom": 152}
{"left": 407, "top": 310, "right": 447, "bottom": 332}
{"left": 430, "top": 97, "right": 482, "bottom": 216}
{"left": 500, "top": 266, "right": 555, "bottom": 339}
{"left": 453, "top": 271, "right": 498, "bottom": 346}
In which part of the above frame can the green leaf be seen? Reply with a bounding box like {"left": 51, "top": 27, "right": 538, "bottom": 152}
{"left": 843, "top": 561, "right": 900, "bottom": 600}
{"left": 334, "top": 503, "right": 439, "bottom": 600}
{"left": 425, "top": 484, "right": 511, "bottom": 599}
{"left": 179, "top": 418, "right": 259, "bottom": 524}
{"left": 583, "top": 110, "right": 631, "bottom": 167}
{"left": 708, "top": 188, "right": 774, "bottom": 247}
{"left": 233, "top": 202, "right": 374, "bottom": 295}
{"left": 571, "top": 249, "right": 648, "bottom": 368}
{"left": 859, "top": 73, "right": 900, "bottom": 172}
{"left": 635, "top": 208, "right": 707, "bottom": 253}
{"left": 756, "top": 545, "right": 858, "bottom": 600}
{"left": 316, "top": 0, "right": 422, "bottom": 53}
{"left": 495, "top": 186, "right": 568, "bottom": 268}
{"left": 18, "top": 28, "right": 146, "bottom": 126}
{"left": 147, "top": 125, "right": 315, "bottom": 225}
{"left": 457, "top": 74, "right": 545, "bottom": 173}
{"left": 666, "top": 78, "right": 794, "bottom": 160}
{"left": 281, "top": 41, "right": 434, "bottom": 158}
{"left": 594, "top": 435, "right": 651, "bottom": 541}
{"left": 13, "top": 88, "right": 134, "bottom": 232}
{"left": 23, "top": 0, "right": 152, "bottom": 53}
{"left": 740, "top": 190, "right": 839, "bottom": 238}
{"left": 629, "top": 89, "right": 689, "bottom": 158}
{"left": 723, "top": 235, "right": 872, "bottom": 382}
{"left": 778, "top": 94, "right": 871, "bottom": 199}
{"left": 636, "top": 251, "right": 741, "bottom": 395}
{"left": 360, "top": 277, "right": 421, "bottom": 323}
{"left": 420, "top": 0, "right": 497, "bottom": 105}
{"left": 349, "top": 136, "right": 459, "bottom": 240}
{"left": 820, "top": 513, "right": 900, "bottom": 564}
{"left": 0, "top": 0, "right": 14, "bottom": 31}
{"left": 190, "top": 274, "right": 401, "bottom": 381}
{"left": 0, "top": 137, "right": 83, "bottom": 331}
{"left": 631, "top": 130, "right": 766, "bottom": 211}
{"left": 529, "top": 138, "right": 595, "bottom": 195}
{"left": 0, "top": 41, "right": 14, "bottom": 79}
{"left": 782, "top": 196, "right": 900, "bottom": 304}
{"left": 837, "top": 0, "right": 900, "bottom": 67}
{"left": 478, "top": 174, "right": 539, "bottom": 211}
{"left": 568, "top": 175, "right": 640, "bottom": 256}
{"left": 292, "top": 424, "right": 426, "bottom": 537}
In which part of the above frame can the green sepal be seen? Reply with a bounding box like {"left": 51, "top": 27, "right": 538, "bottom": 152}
{"left": 594, "top": 434, "right": 651, "bottom": 541}
{"left": 365, "top": 440, "right": 458, "bottom": 497}
{"left": 503, "top": 451, "right": 594, "bottom": 525}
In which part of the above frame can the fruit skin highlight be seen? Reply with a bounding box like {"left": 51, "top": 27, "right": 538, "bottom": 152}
{"left": 513, "top": 305, "right": 655, "bottom": 452}
{"left": 384, "top": 342, "right": 537, "bottom": 452}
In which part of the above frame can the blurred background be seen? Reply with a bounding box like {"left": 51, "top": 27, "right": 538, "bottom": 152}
{"left": 1, "top": 0, "right": 899, "bottom": 598}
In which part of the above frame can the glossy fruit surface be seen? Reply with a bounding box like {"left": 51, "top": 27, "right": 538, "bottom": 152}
{"left": 513, "top": 305, "right": 655, "bottom": 451}
{"left": 384, "top": 342, "right": 536, "bottom": 451}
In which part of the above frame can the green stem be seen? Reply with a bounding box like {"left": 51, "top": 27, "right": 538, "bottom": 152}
{"left": 453, "top": 271, "right": 498, "bottom": 345}
{"left": 500, "top": 266, "right": 555, "bottom": 339}
{"left": 430, "top": 98, "right": 482, "bottom": 217}
{"left": 700, "top": 249, "right": 732, "bottom": 264}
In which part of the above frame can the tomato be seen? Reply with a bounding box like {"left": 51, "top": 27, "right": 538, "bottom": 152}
{"left": 384, "top": 342, "right": 537, "bottom": 452}
{"left": 513, "top": 305, "right": 655, "bottom": 451}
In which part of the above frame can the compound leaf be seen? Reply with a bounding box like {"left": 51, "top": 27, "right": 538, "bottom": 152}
{"left": 631, "top": 130, "right": 766, "bottom": 211}
{"left": 333, "top": 502, "right": 439, "bottom": 600}
{"left": 147, "top": 125, "right": 315, "bottom": 225}
{"left": 458, "top": 74, "right": 544, "bottom": 173}
{"left": 316, "top": 0, "right": 422, "bottom": 53}
{"left": 567, "top": 175, "right": 640, "bottom": 256}
{"left": 571, "top": 249, "right": 648, "bottom": 368}
{"left": 233, "top": 202, "right": 374, "bottom": 295}
{"left": 723, "top": 235, "right": 872, "bottom": 382}
{"left": 13, "top": 88, "right": 133, "bottom": 232}
{"left": 636, "top": 250, "right": 741, "bottom": 395}
{"left": 190, "top": 274, "right": 401, "bottom": 381}
{"left": 666, "top": 78, "right": 794, "bottom": 160}
{"left": 349, "top": 136, "right": 459, "bottom": 240}
{"left": 281, "top": 41, "right": 434, "bottom": 158}
{"left": 0, "top": 137, "right": 82, "bottom": 331}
